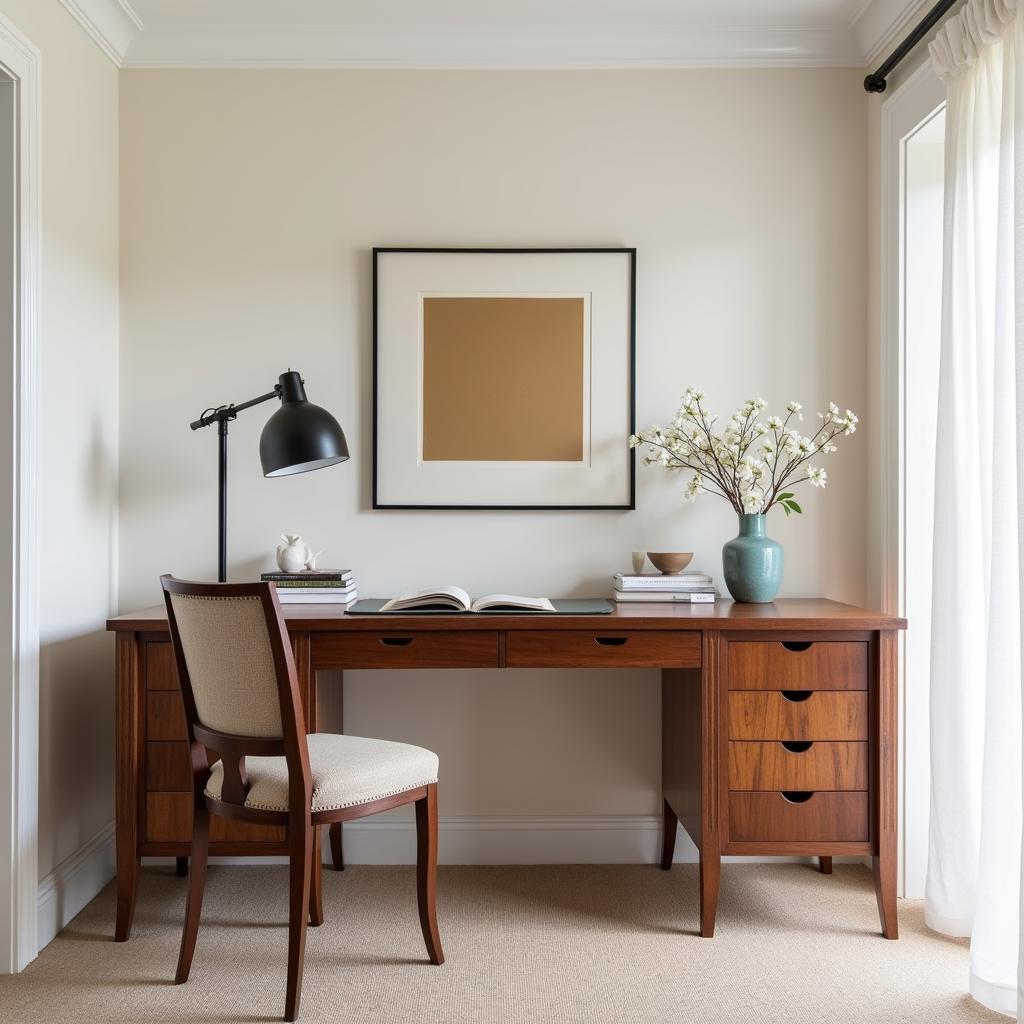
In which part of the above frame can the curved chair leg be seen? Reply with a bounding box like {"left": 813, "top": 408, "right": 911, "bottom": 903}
{"left": 661, "top": 798, "right": 678, "bottom": 870}
{"left": 415, "top": 784, "right": 444, "bottom": 966}
{"left": 329, "top": 823, "right": 344, "bottom": 871}
{"left": 309, "top": 826, "right": 324, "bottom": 927}
{"left": 175, "top": 806, "right": 210, "bottom": 984}
{"left": 819, "top": 856, "right": 833, "bottom": 875}
{"left": 285, "top": 817, "right": 313, "bottom": 1023}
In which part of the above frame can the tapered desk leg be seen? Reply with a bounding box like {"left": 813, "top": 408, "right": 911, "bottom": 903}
{"left": 330, "top": 823, "right": 344, "bottom": 871}
{"left": 819, "top": 856, "right": 833, "bottom": 875}
{"left": 699, "top": 849, "right": 721, "bottom": 938}
{"left": 660, "top": 799, "right": 678, "bottom": 870}
{"left": 874, "top": 631, "right": 899, "bottom": 939}
{"left": 114, "top": 633, "right": 143, "bottom": 941}
{"left": 699, "top": 631, "right": 722, "bottom": 938}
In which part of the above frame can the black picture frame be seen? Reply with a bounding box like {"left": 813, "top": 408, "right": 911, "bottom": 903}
{"left": 372, "top": 246, "right": 636, "bottom": 511}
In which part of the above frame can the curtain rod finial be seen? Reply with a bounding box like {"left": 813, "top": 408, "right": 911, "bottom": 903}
{"left": 864, "top": 73, "right": 887, "bottom": 94}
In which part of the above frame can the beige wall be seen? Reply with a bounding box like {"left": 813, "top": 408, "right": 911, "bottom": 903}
{"left": 119, "top": 68, "right": 868, "bottom": 821}
{"left": 0, "top": 1, "right": 119, "bottom": 877}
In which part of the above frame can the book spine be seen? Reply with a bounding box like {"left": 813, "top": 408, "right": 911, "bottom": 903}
{"left": 261, "top": 572, "right": 352, "bottom": 582}
{"left": 615, "top": 584, "right": 716, "bottom": 593}
{"left": 271, "top": 581, "right": 356, "bottom": 589}
{"left": 614, "top": 577, "right": 713, "bottom": 588}
{"left": 613, "top": 592, "right": 716, "bottom": 603}
{"left": 277, "top": 593, "right": 358, "bottom": 603}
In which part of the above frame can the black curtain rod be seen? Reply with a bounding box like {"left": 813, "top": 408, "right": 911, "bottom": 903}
{"left": 864, "top": 0, "right": 960, "bottom": 92}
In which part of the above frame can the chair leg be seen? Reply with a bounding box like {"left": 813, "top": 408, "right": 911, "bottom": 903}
{"left": 309, "top": 825, "right": 324, "bottom": 927}
{"left": 175, "top": 806, "right": 210, "bottom": 984}
{"left": 415, "top": 784, "right": 444, "bottom": 966}
{"left": 285, "top": 816, "right": 313, "bottom": 1023}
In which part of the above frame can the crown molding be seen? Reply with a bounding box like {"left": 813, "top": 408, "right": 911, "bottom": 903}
{"left": 119, "top": 23, "right": 866, "bottom": 70}
{"left": 59, "top": 3, "right": 942, "bottom": 72}
{"left": 58, "top": 0, "right": 138, "bottom": 66}
{"left": 853, "top": 0, "right": 937, "bottom": 67}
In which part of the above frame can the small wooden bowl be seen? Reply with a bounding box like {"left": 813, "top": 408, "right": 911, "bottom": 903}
{"left": 647, "top": 552, "right": 694, "bottom": 575}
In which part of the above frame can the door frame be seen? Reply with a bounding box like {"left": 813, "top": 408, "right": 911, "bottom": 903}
{"left": 876, "top": 59, "right": 946, "bottom": 900}
{"left": 0, "top": 13, "right": 40, "bottom": 974}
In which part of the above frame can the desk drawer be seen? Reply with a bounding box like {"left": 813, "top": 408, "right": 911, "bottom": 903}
{"left": 312, "top": 631, "right": 499, "bottom": 669}
{"left": 144, "top": 641, "right": 178, "bottom": 690}
{"left": 728, "top": 641, "right": 868, "bottom": 690}
{"left": 729, "top": 791, "right": 869, "bottom": 843}
{"left": 729, "top": 690, "right": 868, "bottom": 741}
{"left": 147, "top": 690, "right": 188, "bottom": 742}
{"left": 505, "top": 630, "right": 700, "bottom": 668}
{"left": 728, "top": 741, "right": 868, "bottom": 791}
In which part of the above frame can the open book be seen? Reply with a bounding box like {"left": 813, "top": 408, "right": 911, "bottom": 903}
{"left": 379, "top": 586, "right": 555, "bottom": 614}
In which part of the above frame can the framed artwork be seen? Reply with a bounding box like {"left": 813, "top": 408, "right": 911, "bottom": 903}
{"left": 372, "top": 247, "right": 636, "bottom": 510}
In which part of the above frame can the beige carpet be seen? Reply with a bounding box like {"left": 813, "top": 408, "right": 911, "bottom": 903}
{"left": 0, "top": 864, "right": 1005, "bottom": 1023}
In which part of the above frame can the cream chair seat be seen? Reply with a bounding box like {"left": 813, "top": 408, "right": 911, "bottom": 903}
{"left": 205, "top": 733, "right": 439, "bottom": 813}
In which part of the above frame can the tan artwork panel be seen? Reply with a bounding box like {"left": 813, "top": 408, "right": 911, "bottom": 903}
{"left": 422, "top": 296, "right": 585, "bottom": 462}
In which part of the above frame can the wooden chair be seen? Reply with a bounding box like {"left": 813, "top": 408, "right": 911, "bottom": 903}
{"left": 160, "top": 575, "right": 444, "bottom": 1022}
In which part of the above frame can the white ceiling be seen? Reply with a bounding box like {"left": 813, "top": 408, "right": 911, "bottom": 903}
{"left": 60, "top": 0, "right": 933, "bottom": 70}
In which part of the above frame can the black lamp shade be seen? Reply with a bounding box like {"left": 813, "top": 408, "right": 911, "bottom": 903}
{"left": 259, "top": 372, "right": 349, "bottom": 478}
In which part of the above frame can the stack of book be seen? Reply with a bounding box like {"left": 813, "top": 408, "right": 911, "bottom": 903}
{"left": 612, "top": 570, "right": 717, "bottom": 604}
{"left": 261, "top": 569, "right": 357, "bottom": 605}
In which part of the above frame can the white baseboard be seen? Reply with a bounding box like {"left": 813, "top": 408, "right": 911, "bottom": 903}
{"left": 142, "top": 815, "right": 861, "bottom": 868}
{"left": 36, "top": 821, "right": 116, "bottom": 951}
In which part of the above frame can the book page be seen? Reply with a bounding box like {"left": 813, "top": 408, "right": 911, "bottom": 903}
{"left": 379, "top": 586, "right": 472, "bottom": 612}
{"left": 471, "top": 594, "right": 556, "bottom": 613}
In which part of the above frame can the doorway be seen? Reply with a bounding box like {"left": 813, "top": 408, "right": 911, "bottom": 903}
{"left": 0, "top": 14, "right": 40, "bottom": 974}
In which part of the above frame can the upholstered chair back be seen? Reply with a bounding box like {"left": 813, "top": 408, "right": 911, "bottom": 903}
{"left": 165, "top": 589, "right": 285, "bottom": 738}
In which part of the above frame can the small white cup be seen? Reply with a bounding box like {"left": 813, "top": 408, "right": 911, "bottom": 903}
{"left": 631, "top": 551, "right": 647, "bottom": 574}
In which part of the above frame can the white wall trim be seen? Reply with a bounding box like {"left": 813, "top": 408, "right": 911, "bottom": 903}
{"left": 877, "top": 58, "right": 946, "bottom": 899}
{"left": 58, "top": 0, "right": 136, "bottom": 67}
{"left": 854, "top": 0, "right": 939, "bottom": 68}
{"left": 142, "top": 816, "right": 862, "bottom": 868}
{"left": 57, "top": 0, "right": 949, "bottom": 70}
{"left": 117, "top": 24, "right": 866, "bottom": 70}
{"left": 0, "top": 13, "right": 40, "bottom": 976}
{"left": 36, "top": 823, "right": 116, "bottom": 952}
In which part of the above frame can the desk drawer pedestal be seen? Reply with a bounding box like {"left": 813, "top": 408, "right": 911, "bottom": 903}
{"left": 723, "top": 638, "right": 871, "bottom": 852}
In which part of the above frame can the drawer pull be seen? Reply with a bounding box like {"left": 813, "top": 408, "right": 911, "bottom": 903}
{"left": 781, "top": 689, "right": 813, "bottom": 702}
{"left": 781, "top": 791, "right": 815, "bottom": 804}
{"left": 379, "top": 637, "right": 414, "bottom": 647}
{"left": 781, "top": 740, "right": 813, "bottom": 753}
{"left": 595, "top": 636, "right": 629, "bottom": 647}
{"left": 781, "top": 641, "right": 813, "bottom": 653}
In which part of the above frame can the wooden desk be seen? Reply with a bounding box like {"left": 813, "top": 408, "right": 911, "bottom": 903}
{"left": 107, "top": 599, "right": 905, "bottom": 941}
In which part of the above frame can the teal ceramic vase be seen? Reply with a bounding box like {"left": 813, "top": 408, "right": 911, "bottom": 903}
{"left": 722, "top": 514, "right": 783, "bottom": 603}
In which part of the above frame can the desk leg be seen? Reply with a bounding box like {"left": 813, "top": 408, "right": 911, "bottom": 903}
{"left": 699, "top": 631, "right": 722, "bottom": 938}
{"left": 114, "top": 633, "right": 142, "bottom": 941}
{"left": 874, "top": 631, "right": 899, "bottom": 939}
{"left": 699, "top": 850, "right": 721, "bottom": 939}
{"left": 329, "top": 824, "right": 344, "bottom": 872}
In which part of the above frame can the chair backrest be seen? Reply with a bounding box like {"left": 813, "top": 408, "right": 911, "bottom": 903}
{"left": 160, "top": 575, "right": 310, "bottom": 810}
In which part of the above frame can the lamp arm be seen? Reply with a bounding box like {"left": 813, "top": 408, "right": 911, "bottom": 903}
{"left": 187, "top": 381, "right": 284, "bottom": 583}
{"left": 189, "top": 384, "right": 283, "bottom": 431}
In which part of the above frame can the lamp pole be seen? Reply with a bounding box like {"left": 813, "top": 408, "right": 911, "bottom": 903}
{"left": 191, "top": 385, "right": 283, "bottom": 584}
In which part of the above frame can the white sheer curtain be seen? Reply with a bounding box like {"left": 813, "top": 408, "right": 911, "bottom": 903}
{"left": 928, "top": 0, "right": 1024, "bottom": 1015}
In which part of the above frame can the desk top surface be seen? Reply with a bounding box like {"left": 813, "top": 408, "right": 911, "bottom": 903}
{"left": 107, "top": 598, "right": 906, "bottom": 633}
